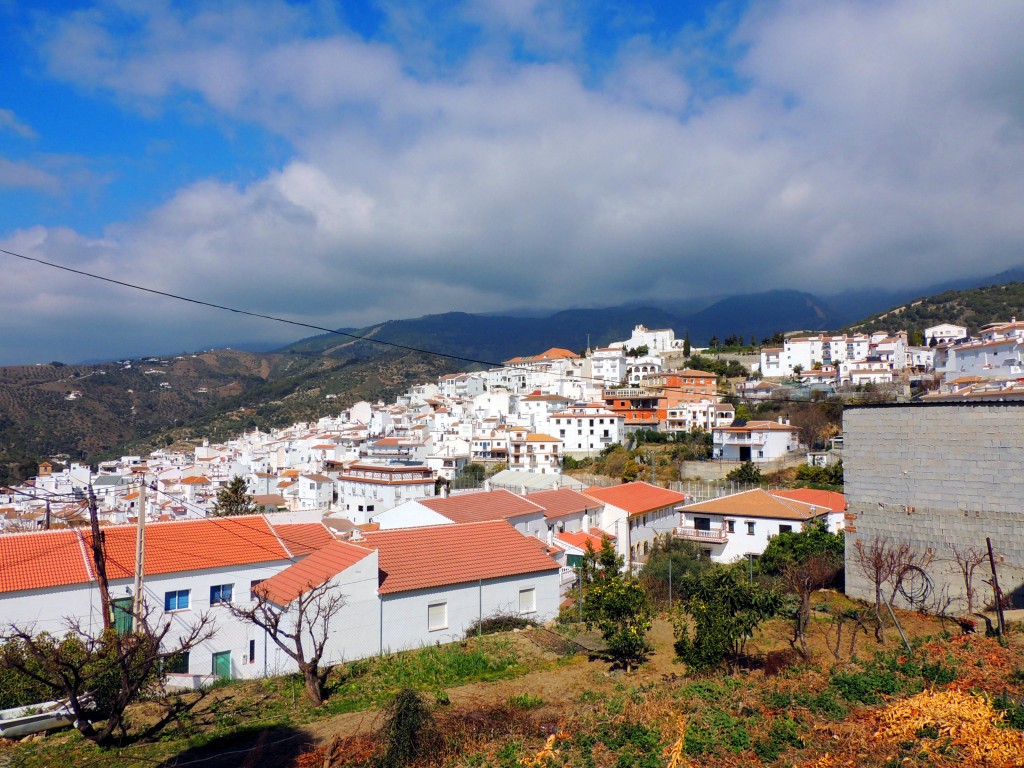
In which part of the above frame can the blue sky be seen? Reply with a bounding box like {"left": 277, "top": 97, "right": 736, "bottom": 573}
{"left": 2, "top": 1, "right": 1024, "bottom": 364}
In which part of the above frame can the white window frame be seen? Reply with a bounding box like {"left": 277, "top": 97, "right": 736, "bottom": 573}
{"left": 519, "top": 587, "right": 537, "bottom": 615}
{"left": 427, "top": 602, "right": 448, "bottom": 632}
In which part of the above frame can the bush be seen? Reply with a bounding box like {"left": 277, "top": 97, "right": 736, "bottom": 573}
{"left": 377, "top": 688, "right": 440, "bottom": 768}
{"left": 726, "top": 462, "right": 762, "bottom": 484}
{"left": 463, "top": 614, "right": 538, "bottom": 639}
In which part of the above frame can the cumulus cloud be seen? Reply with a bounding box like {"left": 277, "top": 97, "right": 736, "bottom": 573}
{"left": 3, "top": 0, "right": 1024, "bottom": 363}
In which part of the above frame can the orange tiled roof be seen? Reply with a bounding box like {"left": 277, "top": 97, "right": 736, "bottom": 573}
{"left": 555, "top": 529, "right": 615, "bottom": 551}
{"left": 583, "top": 482, "right": 687, "bottom": 517}
{"left": 85, "top": 516, "right": 293, "bottom": 580}
{"left": 364, "top": 520, "right": 559, "bottom": 594}
{"left": 272, "top": 522, "right": 336, "bottom": 556}
{"left": 524, "top": 488, "right": 601, "bottom": 520}
{"left": 684, "top": 488, "right": 827, "bottom": 521}
{"left": 769, "top": 489, "right": 846, "bottom": 513}
{"left": 180, "top": 475, "right": 210, "bottom": 485}
{"left": 420, "top": 489, "right": 544, "bottom": 524}
{"left": 257, "top": 539, "right": 375, "bottom": 606}
{"left": 0, "top": 530, "right": 93, "bottom": 594}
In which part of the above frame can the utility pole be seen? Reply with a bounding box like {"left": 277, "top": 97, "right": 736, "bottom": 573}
{"left": 44, "top": 499, "right": 51, "bottom": 530}
{"left": 87, "top": 484, "right": 113, "bottom": 631}
{"left": 133, "top": 476, "right": 147, "bottom": 617}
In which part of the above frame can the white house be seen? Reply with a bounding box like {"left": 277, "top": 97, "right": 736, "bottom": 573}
{"left": 581, "top": 482, "right": 688, "bottom": 568}
{"left": 611, "top": 324, "right": 682, "bottom": 353}
{"left": 335, "top": 461, "right": 436, "bottom": 524}
{"left": 546, "top": 403, "right": 624, "bottom": 457}
{"left": 712, "top": 420, "right": 801, "bottom": 462}
{"left": 507, "top": 429, "right": 562, "bottom": 475}
{"left": 587, "top": 347, "right": 627, "bottom": 387}
{"left": 924, "top": 323, "right": 967, "bottom": 345}
{"left": 676, "top": 488, "right": 845, "bottom": 563}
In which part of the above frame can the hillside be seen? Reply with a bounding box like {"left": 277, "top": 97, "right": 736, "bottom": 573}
{"left": 0, "top": 346, "right": 455, "bottom": 471}
{"left": 845, "top": 281, "right": 1024, "bottom": 338}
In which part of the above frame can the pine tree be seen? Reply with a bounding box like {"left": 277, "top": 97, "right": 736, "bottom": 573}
{"left": 212, "top": 475, "right": 257, "bottom": 517}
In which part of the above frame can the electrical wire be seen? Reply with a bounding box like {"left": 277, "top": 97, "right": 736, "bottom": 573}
{"left": 0, "top": 244, "right": 835, "bottom": 403}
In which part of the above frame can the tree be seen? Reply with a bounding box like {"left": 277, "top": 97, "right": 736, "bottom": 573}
{"left": 580, "top": 536, "right": 623, "bottom": 586}
{"left": 1, "top": 611, "right": 212, "bottom": 746}
{"left": 583, "top": 576, "right": 653, "bottom": 672}
{"left": 228, "top": 580, "right": 346, "bottom": 706}
{"left": 726, "top": 461, "right": 762, "bottom": 484}
{"left": 683, "top": 334, "right": 691, "bottom": 357}
{"left": 673, "top": 567, "right": 781, "bottom": 670}
{"left": 780, "top": 553, "right": 843, "bottom": 658}
{"left": 946, "top": 542, "right": 987, "bottom": 615}
{"left": 212, "top": 475, "right": 257, "bottom": 517}
{"left": 852, "top": 537, "right": 934, "bottom": 643}
{"left": 639, "top": 537, "right": 713, "bottom": 607}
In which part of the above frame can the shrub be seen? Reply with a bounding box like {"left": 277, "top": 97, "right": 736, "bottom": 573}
{"left": 377, "top": 688, "right": 440, "bottom": 768}
{"left": 463, "top": 614, "right": 538, "bottom": 639}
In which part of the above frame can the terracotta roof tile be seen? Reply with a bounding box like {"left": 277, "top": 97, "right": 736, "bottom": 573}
{"left": 555, "top": 529, "right": 615, "bottom": 551}
{"left": 272, "top": 522, "right": 336, "bottom": 556}
{"left": 769, "top": 489, "right": 846, "bottom": 513}
{"left": 363, "top": 520, "right": 559, "bottom": 594}
{"left": 524, "top": 488, "right": 602, "bottom": 520}
{"left": 0, "top": 530, "right": 93, "bottom": 594}
{"left": 257, "top": 539, "right": 375, "bottom": 605}
{"left": 85, "top": 516, "right": 293, "bottom": 580}
{"left": 583, "top": 482, "right": 687, "bottom": 517}
{"left": 684, "top": 488, "right": 826, "bottom": 521}
{"left": 419, "top": 489, "right": 544, "bottom": 524}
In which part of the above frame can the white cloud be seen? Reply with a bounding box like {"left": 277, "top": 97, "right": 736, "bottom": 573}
{"left": 4, "top": 0, "right": 1024, "bottom": 363}
{"left": 0, "top": 108, "right": 37, "bottom": 139}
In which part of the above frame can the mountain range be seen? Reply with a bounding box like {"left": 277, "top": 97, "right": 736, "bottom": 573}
{"left": 3, "top": 266, "right": 1024, "bottom": 473}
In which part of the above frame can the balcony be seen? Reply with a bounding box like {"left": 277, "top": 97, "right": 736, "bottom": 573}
{"left": 673, "top": 526, "right": 729, "bottom": 544}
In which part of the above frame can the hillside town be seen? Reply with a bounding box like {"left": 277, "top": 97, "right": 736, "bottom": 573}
{"left": 3, "top": 315, "right": 1021, "bottom": 696}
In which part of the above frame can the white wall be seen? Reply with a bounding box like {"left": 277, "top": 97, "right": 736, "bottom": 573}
{"left": 379, "top": 571, "right": 559, "bottom": 652}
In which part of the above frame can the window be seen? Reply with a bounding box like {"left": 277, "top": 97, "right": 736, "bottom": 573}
{"left": 164, "top": 590, "right": 190, "bottom": 612}
{"left": 779, "top": 524, "right": 793, "bottom": 534}
{"left": 746, "top": 522, "right": 755, "bottom": 536}
{"left": 210, "top": 584, "right": 233, "bottom": 605}
{"left": 694, "top": 517, "right": 711, "bottom": 532}
{"left": 726, "top": 520, "right": 735, "bottom": 534}
{"left": 165, "top": 652, "right": 189, "bottom": 674}
{"left": 427, "top": 602, "right": 448, "bottom": 631}
{"left": 248, "top": 640, "right": 256, "bottom": 664}
{"left": 249, "top": 580, "right": 263, "bottom": 600}
{"left": 519, "top": 588, "right": 536, "bottom": 614}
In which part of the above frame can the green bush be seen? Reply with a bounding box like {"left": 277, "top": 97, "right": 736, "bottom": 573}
{"left": 830, "top": 669, "right": 903, "bottom": 704}
{"left": 753, "top": 716, "right": 803, "bottom": 762}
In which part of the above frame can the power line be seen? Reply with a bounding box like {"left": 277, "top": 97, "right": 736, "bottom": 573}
{"left": 0, "top": 244, "right": 814, "bottom": 400}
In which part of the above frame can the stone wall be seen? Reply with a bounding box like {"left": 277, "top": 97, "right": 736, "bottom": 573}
{"left": 844, "top": 402, "right": 1024, "bottom": 613}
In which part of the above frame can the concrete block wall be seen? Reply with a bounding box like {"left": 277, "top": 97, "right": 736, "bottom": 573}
{"left": 844, "top": 403, "right": 1024, "bottom": 613}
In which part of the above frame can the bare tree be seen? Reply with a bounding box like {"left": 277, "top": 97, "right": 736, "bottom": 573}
{"left": 228, "top": 580, "right": 346, "bottom": 706}
{"left": 946, "top": 542, "right": 987, "bottom": 615}
{"left": 852, "top": 537, "right": 933, "bottom": 643}
{"left": 1, "top": 608, "right": 213, "bottom": 747}
{"left": 781, "top": 554, "right": 842, "bottom": 658}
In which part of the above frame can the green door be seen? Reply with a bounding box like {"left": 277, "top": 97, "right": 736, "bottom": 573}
{"left": 212, "top": 651, "right": 231, "bottom": 680}
{"left": 112, "top": 597, "right": 134, "bottom": 635}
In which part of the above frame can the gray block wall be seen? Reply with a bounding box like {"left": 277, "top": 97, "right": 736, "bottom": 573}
{"left": 844, "top": 403, "right": 1024, "bottom": 613}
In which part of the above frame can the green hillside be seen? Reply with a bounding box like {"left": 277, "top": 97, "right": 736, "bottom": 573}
{"left": 845, "top": 281, "right": 1024, "bottom": 339}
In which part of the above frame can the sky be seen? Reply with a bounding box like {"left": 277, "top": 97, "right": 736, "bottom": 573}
{"left": 2, "top": 0, "right": 1024, "bottom": 364}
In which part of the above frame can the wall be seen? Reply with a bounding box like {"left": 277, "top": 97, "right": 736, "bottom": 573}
{"left": 844, "top": 403, "right": 1024, "bottom": 613}
{"left": 379, "top": 571, "right": 560, "bottom": 652}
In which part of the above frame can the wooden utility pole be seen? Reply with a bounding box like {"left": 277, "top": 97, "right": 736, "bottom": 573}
{"left": 87, "top": 484, "right": 113, "bottom": 630}
{"left": 986, "top": 537, "right": 1006, "bottom": 641}
{"left": 132, "top": 477, "right": 147, "bottom": 617}
{"left": 44, "top": 499, "right": 51, "bottom": 530}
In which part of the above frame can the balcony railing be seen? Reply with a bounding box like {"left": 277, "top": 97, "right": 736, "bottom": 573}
{"left": 673, "top": 526, "right": 729, "bottom": 544}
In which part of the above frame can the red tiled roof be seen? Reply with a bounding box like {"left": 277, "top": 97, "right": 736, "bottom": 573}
{"left": 272, "top": 523, "right": 336, "bottom": 556}
{"left": 583, "top": 482, "right": 687, "bottom": 517}
{"left": 555, "top": 529, "right": 615, "bottom": 551}
{"left": 180, "top": 475, "right": 210, "bottom": 485}
{"left": 86, "top": 516, "right": 293, "bottom": 580}
{"left": 257, "top": 539, "right": 375, "bottom": 605}
{"left": 684, "top": 488, "right": 827, "bottom": 521}
{"left": 420, "top": 489, "right": 544, "bottom": 524}
{"left": 0, "top": 530, "right": 93, "bottom": 594}
{"left": 363, "top": 520, "right": 559, "bottom": 594}
{"left": 524, "top": 488, "right": 601, "bottom": 520}
{"left": 769, "top": 489, "right": 846, "bottom": 513}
